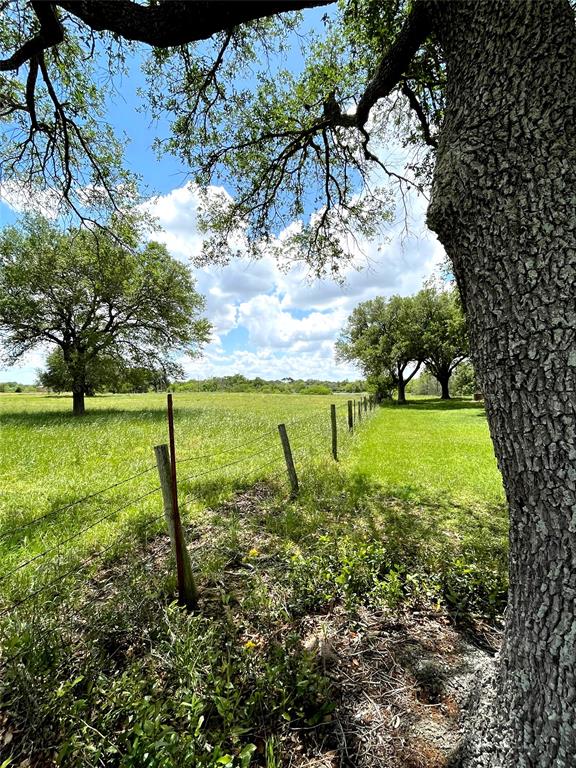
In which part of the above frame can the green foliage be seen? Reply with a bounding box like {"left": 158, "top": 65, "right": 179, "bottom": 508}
{"left": 298, "top": 384, "right": 331, "bottom": 395}
{"left": 0, "top": 2, "right": 138, "bottom": 219}
{"left": 0, "top": 215, "right": 210, "bottom": 411}
{"left": 0, "top": 381, "right": 38, "bottom": 393}
{"left": 1, "top": 583, "right": 334, "bottom": 767}
{"left": 337, "top": 286, "right": 468, "bottom": 401}
{"left": 414, "top": 284, "right": 468, "bottom": 395}
{"left": 0, "top": 2, "right": 445, "bottom": 265}
{"left": 406, "top": 370, "right": 441, "bottom": 396}
{"left": 173, "top": 375, "right": 365, "bottom": 395}
{"left": 451, "top": 361, "right": 477, "bottom": 397}
{"left": 38, "top": 349, "right": 170, "bottom": 395}
{"left": 335, "top": 294, "right": 424, "bottom": 401}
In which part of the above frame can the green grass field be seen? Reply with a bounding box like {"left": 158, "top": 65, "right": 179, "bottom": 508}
{"left": 0, "top": 392, "right": 341, "bottom": 600}
{"left": 0, "top": 392, "right": 508, "bottom": 767}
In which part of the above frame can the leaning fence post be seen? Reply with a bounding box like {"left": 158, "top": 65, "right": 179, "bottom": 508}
{"left": 154, "top": 393, "right": 198, "bottom": 610}
{"left": 278, "top": 423, "right": 299, "bottom": 496}
{"left": 330, "top": 404, "right": 338, "bottom": 461}
{"left": 347, "top": 400, "right": 353, "bottom": 432}
{"left": 155, "top": 443, "right": 198, "bottom": 610}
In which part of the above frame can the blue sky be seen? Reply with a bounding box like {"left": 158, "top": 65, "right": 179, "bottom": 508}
{"left": 0, "top": 10, "right": 444, "bottom": 384}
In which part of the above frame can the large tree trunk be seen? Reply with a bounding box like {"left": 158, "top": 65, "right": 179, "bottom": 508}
{"left": 439, "top": 375, "right": 450, "bottom": 401}
{"left": 427, "top": 1, "right": 576, "bottom": 765}
{"left": 72, "top": 388, "right": 85, "bottom": 416}
{"left": 397, "top": 377, "right": 406, "bottom": 404}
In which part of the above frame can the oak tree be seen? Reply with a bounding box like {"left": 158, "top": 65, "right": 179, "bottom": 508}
{"left": 416, "top": 285, "right": 468, "bottom": 400}
{"left": 0, "top": 216, "right": 210, "bottom": 414}
{"left": 336, "top": 295, "right": 424, "bottom": 403}
{"left": 1, "top": 1, "right": 576, "bottom": 764}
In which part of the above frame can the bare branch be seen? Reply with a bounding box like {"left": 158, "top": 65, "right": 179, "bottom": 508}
{"left": 54, "top": 0, "right": 332, "bottom": 48}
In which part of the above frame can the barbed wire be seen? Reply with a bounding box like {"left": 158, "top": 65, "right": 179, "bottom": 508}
{"left": 178, "top": 442, "right": 282, "bottom": 485}
{"left": 0, "top": 399, "right": 375, "bottom": 623}
{"left": 176, "top": 426, "right": 278, "bottom": 464}
{"left": 0, "top": 486, "right": 162, "bottom": 588}
{"left": 0, "top": 508, "right": 166, "bottom": 620}
{"left": 181, "top": 453, "right": 285, "bottom": 506}
{"left": 0, "top": 463, "right": 158, "bottom": 543}
{"left": 175, "top": 400, "right": 359, "bottom": 467}
{"left": 0, "top": 512, "right": 167, "bottom": 670}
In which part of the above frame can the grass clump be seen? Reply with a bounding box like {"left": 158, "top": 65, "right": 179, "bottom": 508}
{"left": 283, "top": 462, "right": 507, "bottom": 622}
{"left": 1, "top": 560, "right": 334, "bottom": 767}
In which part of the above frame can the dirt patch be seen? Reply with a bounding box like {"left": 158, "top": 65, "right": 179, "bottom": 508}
{"left": 289, "top": 609, "right": 496, "bottom": 768}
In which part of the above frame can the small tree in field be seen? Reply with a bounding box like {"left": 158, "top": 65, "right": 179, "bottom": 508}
{"left": 0, "top": 216, "right": 210, "bottom": 414}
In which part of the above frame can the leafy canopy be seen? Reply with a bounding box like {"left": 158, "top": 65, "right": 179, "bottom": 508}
{"left": 0, "top": 1, "right": 444, "bottom": 271}
{"left": 0, "top": 215, "right": 211, "bottom": 379}
{"left": 336, "top": 293, "right": 424, "bottom": 384}
{"left": 38, "top": 348, "right": 171, "bottom": 395}
{"left": 336, "top": 285, "right": 467, "bottom": 397}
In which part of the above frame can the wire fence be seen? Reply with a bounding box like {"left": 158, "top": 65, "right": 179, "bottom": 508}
{"left": 0, "top": 394, "right": 377, "bottom": 664}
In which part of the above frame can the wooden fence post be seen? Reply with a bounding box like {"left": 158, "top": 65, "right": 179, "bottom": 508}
{"left": 357, "top": 399, "right": 362, "bottom": 423}
{"left": 347, "top": 400, "right": 353, "bottom": 431}
{"left": 155, "top": 443, "right": 198, "bottom": 610}
{"left": 330, "top": 404, "right": 338, "bottom": 461}
{"left": 278, "top": 423, "right": 299, "bottom": 496}
{"left": 364, "top": 396, "right": 368, "bottom": 413}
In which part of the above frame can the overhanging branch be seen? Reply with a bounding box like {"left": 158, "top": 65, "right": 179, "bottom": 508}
{"left": 349, "top": 1, "right": 432, "bottom": 129}
{"left": 0, "top": 3, "right": 63, "bottom": 71}
{"left": 54, "top": 0, "right": 333, "bottom": 48}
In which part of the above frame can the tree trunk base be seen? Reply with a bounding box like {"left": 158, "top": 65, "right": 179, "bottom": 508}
{"left": 450, "top": 659, "right": 504, "bottom": 768}
{"left": 72, "top": 390, "right": 86, "bottom": 415}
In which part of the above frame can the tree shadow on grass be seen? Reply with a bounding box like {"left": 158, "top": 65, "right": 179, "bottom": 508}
{"left": 0, "top": 405, "right": 206, "bottom": 428}
{"left": 378, "top": 397, "right": 485, "bottom": 412}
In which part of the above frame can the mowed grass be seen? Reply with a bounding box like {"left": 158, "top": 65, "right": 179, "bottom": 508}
{"left": 347, "top": 397, "right": 504, "bottom": 507}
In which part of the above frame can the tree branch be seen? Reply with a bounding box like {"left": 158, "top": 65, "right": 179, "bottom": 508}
{"left": 401, "top": 78, "right": 438, "bottom": 148}
{"left": 54, "top": 0, "right": 333, "bottom": 48}
{"left": 0, "top": 3, "right": 63, "bottom": 71}
{"left": 350, "top": 1, "right": 432, "bottom": 129}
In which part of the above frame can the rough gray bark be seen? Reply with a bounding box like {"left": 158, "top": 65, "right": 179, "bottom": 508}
{"left": 427, "top": 1, "right": 576, "bottom": 765}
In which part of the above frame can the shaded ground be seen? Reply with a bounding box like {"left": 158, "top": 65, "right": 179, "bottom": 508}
{"left": 291, "top": 609, "right": 496, "bottom": 768}
{"left": 1, "top": 467, "right": 504, "bottom": 767}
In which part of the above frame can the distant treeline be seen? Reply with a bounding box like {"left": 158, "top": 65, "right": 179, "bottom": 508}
{"left": 1, "top": 374, "right": 366, "bottom": 396}
{"left": 0, "top": 381, "right": 38, "bottom": 393}
{"left": 172, "top": 374, "right": 366, "bottom": 395}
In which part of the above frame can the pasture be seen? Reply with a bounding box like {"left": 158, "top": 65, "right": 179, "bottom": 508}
{"left": 0, "top": 392, "right": 508, "bottom": 767}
